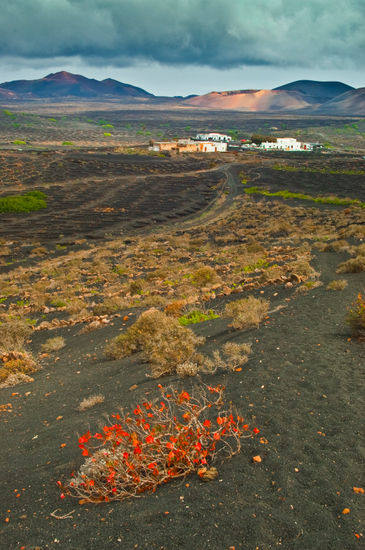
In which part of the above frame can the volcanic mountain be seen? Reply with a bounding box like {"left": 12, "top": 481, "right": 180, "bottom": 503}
{"left": 273, "top": 80, "right": 354, "bottom": 103}
{"left": 183, "top": 80, "right": 362, "bottom": 113}
{"left": 184, "top": 89, "right": 313, "bottom": 111}
{"left": 311, "top": 87, "right": 365, "bottom": 115}
{"left": 0, "top": 71, "right": 153, "bottom": 99}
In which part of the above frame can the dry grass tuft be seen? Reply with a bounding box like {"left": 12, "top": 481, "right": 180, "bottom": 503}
{"left": 326, "top": 279, "right": 348, "bottom": 291}
{"left": 346, "top": 292, "right": 365, "bottom": 340}
{"left": 290, "top": 259, "right": 317, "bottom": 279}
{"left": 191, "top": 266, "right": 220, "bottom": 288}
{"left": 337, "top": 256, "right": 365, "bottom": 274}
{"left": 0, "top": 372, "right": 34, "bottom": 388}
{"left": 79, "top": 394, "right": 105, "bottom": 411}
{"left": 222, "top": 342, "right": 252, "bottom": 367}
{"left": 105, "top": 308, "right": 204, "bottom": 377}
{"left": 41, "top": 336, "right": 65, "bottom": 353}
{"left": 225, "top": 296, "right": 269, "bottom": 330}
{"left": 296, "top": 280, "right": 323, "bottom": 294}
{"left": 0, "top": 318, "right": 32, "bottom": 354}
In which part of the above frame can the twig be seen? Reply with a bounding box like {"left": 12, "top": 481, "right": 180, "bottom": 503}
{"left": 50, "top": 509, "right": 75, "bottom": 520}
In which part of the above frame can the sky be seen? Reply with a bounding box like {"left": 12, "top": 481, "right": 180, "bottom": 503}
{"left": 0, "top": 0, "right": 363, "bottom": 96}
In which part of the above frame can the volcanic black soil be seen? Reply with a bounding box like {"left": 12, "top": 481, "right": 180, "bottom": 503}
{"left": 0, "top": 146, "right": 364, "bottom": 550}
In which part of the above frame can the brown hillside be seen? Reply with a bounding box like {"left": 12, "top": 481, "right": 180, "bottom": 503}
{"left": 185, "top": 89, "right": 312, "bottom": 111}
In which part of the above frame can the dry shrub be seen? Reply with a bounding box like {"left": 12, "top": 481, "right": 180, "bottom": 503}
{"left": 356, "top": 244, "right": 365, "bottom": 256}
{"left": 93, "top": 297, "right": 128, "bottom": 316}
{"left": 260, "top": 265, "right": 286, "bottom": 283}
{"left": 191, "top": 266, "right": 220, "bottom": 288}
{"left": 62, "top": 385, "right": 259, "bottom": 503}
{"left": 246, "top": 238, "right": 265, "bottom": 254}
{"left": 30, "top": 246, "right": 48, "bottom": 257}
{"left": 203, "top": 343, "right": 251, "bottom": 373}
{"left": 0, "top": 372, "right": 34, "bottom": 388}
{"left": 337, "top": 256, "right": 365, "bottom": 274}
{"left": 176, "top": 361, "right": 200, "bottom": 377}
{"left": 313, "top": 241, "right": 328, "bottom": 252}
{"left": 0, "top": 318, "right": 32, "bottom": 354}
{"left": 164, "top": 300, "right": 187, "bottom": 317}
{"left": 79, "top": 394, "right": 105, "bottom": 411}
{"left": 41, "top": 336, "right": 65, "bottom": 353}
{"left": 225, "top": 296, "right": 269, "bottom": 330}
{"left": 290, "top": 259, "right": 317, "bottom": 279}
{"left": 129, "top": 279, "right": 145, "bottom": 295}
{"left": 326, "top": 279, "right": 348, "bottom": 291}
{"left": 296, "top": 280, "right": 323, "bottom": 294}
{"left": 222, "top": 342, "right": 252, "bottom": 368}
{"left": 141, "top": 295, "right": 169, "bottom": 308}
{"left": 105, "top": 309, "right": 204, "bottom": 377}
{"left": 346, "top": 293, "right": 365, "bottom": 340}
{"left": 325, "top": 240, "right": 349, "bottom": 253}
{"left": 267, "top": 220, "right": 292, "bottom": 236}
{"left": 66, "top": 298, "right": 88, "bottom": 315}
{"left": 342, "top": 224, "right": 365, "bottom": 239}
{"left": 0, "top": 351, "right": 37, "bottom": 383}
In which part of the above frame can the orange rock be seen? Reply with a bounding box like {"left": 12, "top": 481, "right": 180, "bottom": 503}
{"left": 342, "top": 508, "right": 350, "bottom": 514}
{"left": 353, "top": 487, "right": 364, "bottom": 494}
{"left": 252, "top": 455, "right": 262, "bottom": 463}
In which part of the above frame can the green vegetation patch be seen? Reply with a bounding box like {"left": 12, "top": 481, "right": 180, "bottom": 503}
{"left": 244, "top": 186, "right": 365, "bottom": 208}
{"left": 178, "top": 309, "right": 219, "bottom": 326}
{"left": 0, "top": 191, "right": 47, "bottom": 214}
{"left": 273, "top": 163, "right": 365, "bottom": 176}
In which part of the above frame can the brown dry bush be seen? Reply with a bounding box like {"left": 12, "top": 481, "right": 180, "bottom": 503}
{"left": 324, "top": 240, "right": 350, "bottom": 253}
{"left": 0, "top": 317, "right": 32, "bottom": 354}
{"left": 337, "top": 256, "right": 365, "bottom": 274}
{"left": 41, "top": 336, "right": 65, "bottom": 353}
{"left": 222, "top": 342, "right": 252, "bottom": 367}
{"left": 164, "top": 300, "right": 187, "bottom": 317}
{"left": 296, "top": 280, "right": 323, "bottom": 294}
{"left": 0, "top": 351, "right": 37, "bottom": 384}
{"left": 105, "top": 308, "right": 205, "bottom": 377}
{"left": 259, "top": 265, "right": 286, "bottom": 283}
{"left": 290, "top": 259, "right": 317, "bottom": 279}
{"left": 224, "top": 296, "right": 269, "bottom": 330}
{"left": 326, "top": 279, "right": 348, "bottom": 291}
{"left": 346, "top": 292, "right": 365, "bottom": 340}
{"left": 342, "top": 224, "right": 365, "bottom": 239}
{"left": 79, "top": 394, "right": 105, "bottom": 411}
{"left": 92, "top": 297, "right": 129, "bottom": 316}
{"left": 191, "top": 266, "right": 220, "bottom": 288}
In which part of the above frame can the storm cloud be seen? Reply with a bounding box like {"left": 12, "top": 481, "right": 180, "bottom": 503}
{"left": 0, "top": 0, "right": 364, "bottom": 70}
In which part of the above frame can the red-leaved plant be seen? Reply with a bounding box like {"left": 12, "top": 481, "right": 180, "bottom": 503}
{"left": 59, "top": 384, "right": 259, "bottom": 503}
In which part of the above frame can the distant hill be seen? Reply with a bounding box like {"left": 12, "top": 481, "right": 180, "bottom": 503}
{"left": 315, "top": 88, "right": 365, "bottom": 115}
{"left": 0, "top": 73, "right": 362, "bottom": 115}
{"left": 0, "top": 71, "right": 154, "bottom": 99}
{"left": 185, "top": 89, "right": 313, "bottom": 111}
{"left": 274, "top": 80, "right": 354, "bottom": 103}
{"left": 184, "top": 80, "right": 363, "bottom": 114}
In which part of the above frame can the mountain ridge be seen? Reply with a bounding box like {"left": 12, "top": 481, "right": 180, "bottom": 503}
{"left": 0, "top": 72, "right": 363, "bottom": 114}
{"left": 0, "top": 71, "right": 153, "bottom": 99}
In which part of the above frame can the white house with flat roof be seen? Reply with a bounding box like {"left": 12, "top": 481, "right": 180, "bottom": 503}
{"left": 260, "top": 137, "right": 313, "bottom": 151}
{"left": 195, "top": 132, "right": 232, "bottom": 142}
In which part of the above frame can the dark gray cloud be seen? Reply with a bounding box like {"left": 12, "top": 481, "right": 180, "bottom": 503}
{"left": 0, "top": 0, "right": 363, "bottom": 70}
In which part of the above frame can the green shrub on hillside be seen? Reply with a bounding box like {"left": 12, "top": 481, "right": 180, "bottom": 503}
{"left": 0, "top": 191, "right": 47, "bottom": 213}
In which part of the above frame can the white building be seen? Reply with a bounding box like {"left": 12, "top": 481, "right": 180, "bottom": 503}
{"left": 195, "top": 132, "right": 232, "bottom": 142}
{"left": 260, "top": 138, "right": 313, "bottom": 151}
